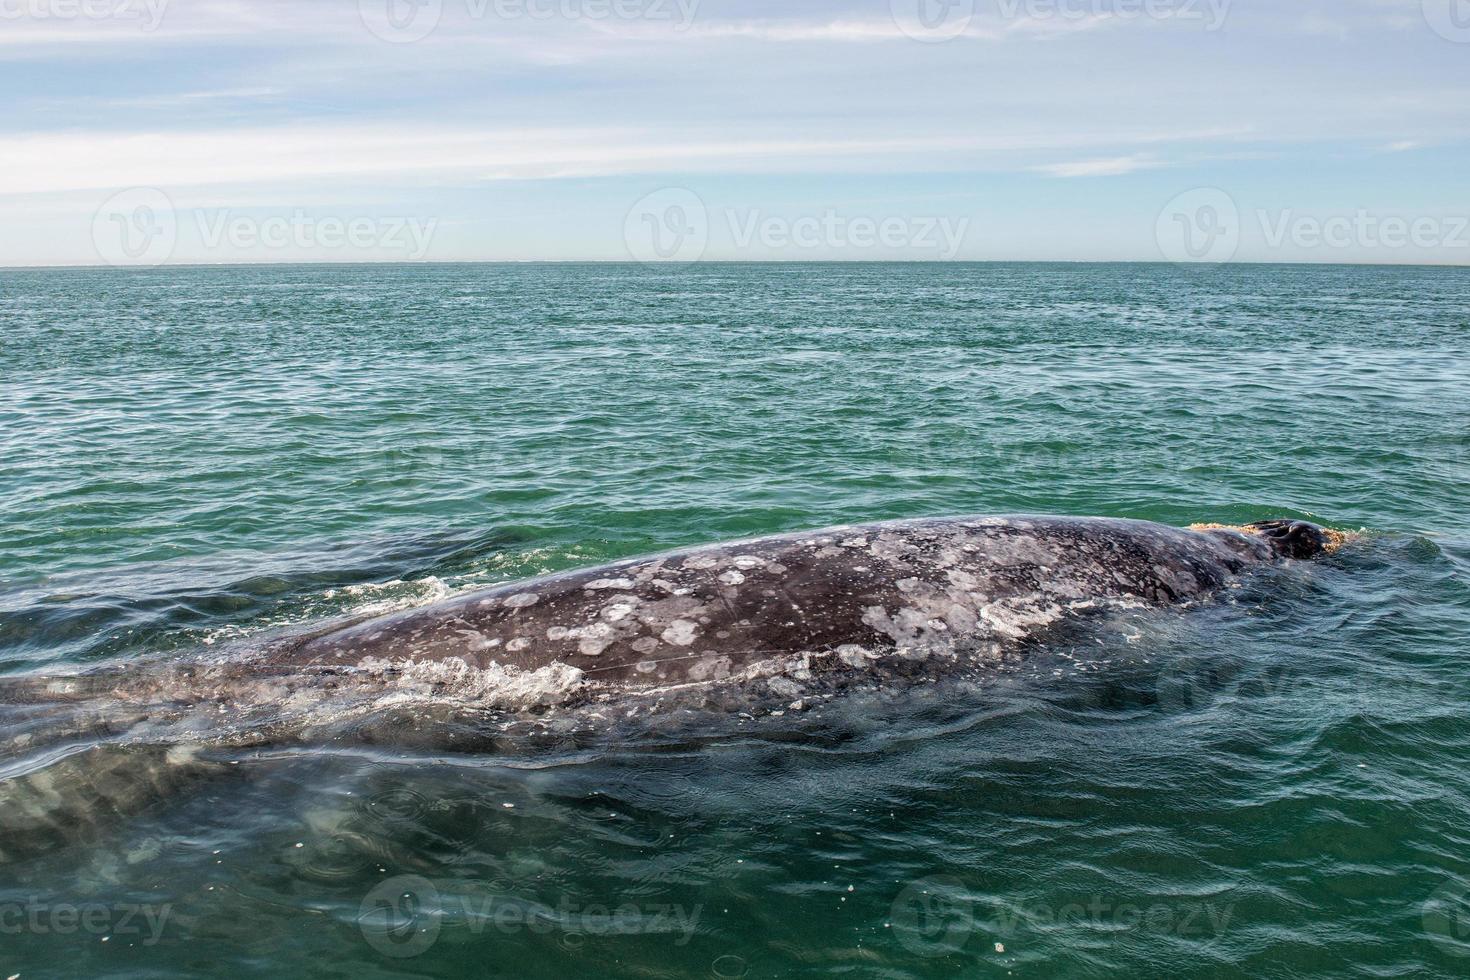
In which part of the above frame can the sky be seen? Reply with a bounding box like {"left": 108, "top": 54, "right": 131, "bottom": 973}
{"left": 1, "top": 0, "right": 1468, "bottom": 265}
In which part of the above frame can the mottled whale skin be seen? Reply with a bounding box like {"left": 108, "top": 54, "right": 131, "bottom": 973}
{"left": 0, "top": 516, "right": 1334, "bottom": 859}
{"left": 266, "top": 516, "right": 1333, "bottom": 691}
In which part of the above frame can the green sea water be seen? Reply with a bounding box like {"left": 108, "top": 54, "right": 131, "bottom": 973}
{"left": 1, "top": 262, "right": 1468, "bottom": 977}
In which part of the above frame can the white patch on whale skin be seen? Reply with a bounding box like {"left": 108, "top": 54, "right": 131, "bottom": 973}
{"left": 862, "top": 605, "right": 931, "bottom": 648}
{"left": 503, "top": 593, "right": 540, "bottom": 609}
{"left": 731, "top": 555, "right": 766, "bottom": 570}
{"left": 979, "top": 600, "right": 1063, "bottom": 640}
{"left": 584, "top": 578, "right": 635, "bottom": 591}
{"left": 869, "top": 533, "right": 913, "bottom": 563}
{"left": 944, "top": 604, "right": 979, "bottom": 633}
{"left": 892, "top": 607, "right": 935, "bottom": 636}
{"left": 601, "top": 602, "right": 637, "bottom": 622}
{"left": 1042, "top": 579, "right": 1088, "bottom": 600}
{"left": 682, "top": 556, "right": 718, "bottom": 570}
{"left": 687, "top": 656, "right": 733, "bottom": 681}
{"left": 718, "top": 571, "right": 746, "bottom": 586}
{"left": 631, "top": 637, "right": 660, "bottom": 654}
{"left": 576, "top": 622, "right": 616, "bottom": 657}
{"left": 358, "top": 656, "right": 584, "bottom": 707}
{"left": 661, "top": 620, "right": 699, "bottom": 646}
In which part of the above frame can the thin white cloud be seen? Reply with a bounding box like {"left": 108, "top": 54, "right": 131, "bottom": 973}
{"left": 3, "top": 0, "right": 1466, "bottom": 266}
{"left": 644, "top": 19, "right": 913, "bottom": 42}
{"left": 106, "top": 87, "right": 287, "bottom": 108}
{"left": 0, "top": 126, "right": 1234, "bottom": 197}
{"left": 590, "top": 11, "right": 1119, "bottom": 43}
{"left": 0, "top": 0, "right": 258, "bottom": 49}
{"left": 1033, "top": 154, "right": 1163, "bottom": 178}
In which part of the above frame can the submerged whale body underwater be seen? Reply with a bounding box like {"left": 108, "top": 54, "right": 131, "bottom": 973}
{"left": 0, "top": 514, "right": 1343, "bottom": 859}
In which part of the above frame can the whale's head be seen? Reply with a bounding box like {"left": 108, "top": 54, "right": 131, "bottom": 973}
{"left": 1243, "top": 519, "right": 1337, "bottom": 559}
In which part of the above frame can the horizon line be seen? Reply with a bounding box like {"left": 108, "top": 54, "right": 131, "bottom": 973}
{"left": 5, "top": 259, "right": 1469, "bottom": 272}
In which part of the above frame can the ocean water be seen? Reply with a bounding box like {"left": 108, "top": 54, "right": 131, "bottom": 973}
{"left": 1, "top": 262, "right": 1468, "bottom": 978}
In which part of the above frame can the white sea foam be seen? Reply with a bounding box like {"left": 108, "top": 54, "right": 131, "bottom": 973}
{"left": 326, "top": 575, "right": 455, "bottom": 616}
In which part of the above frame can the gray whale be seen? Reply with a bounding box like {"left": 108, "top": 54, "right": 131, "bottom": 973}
{"left": 0, "top": 515, "right": 1339, "bottom": 860}
{"left": 258, "top": 515, "right": 1339, "bottom": 694}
